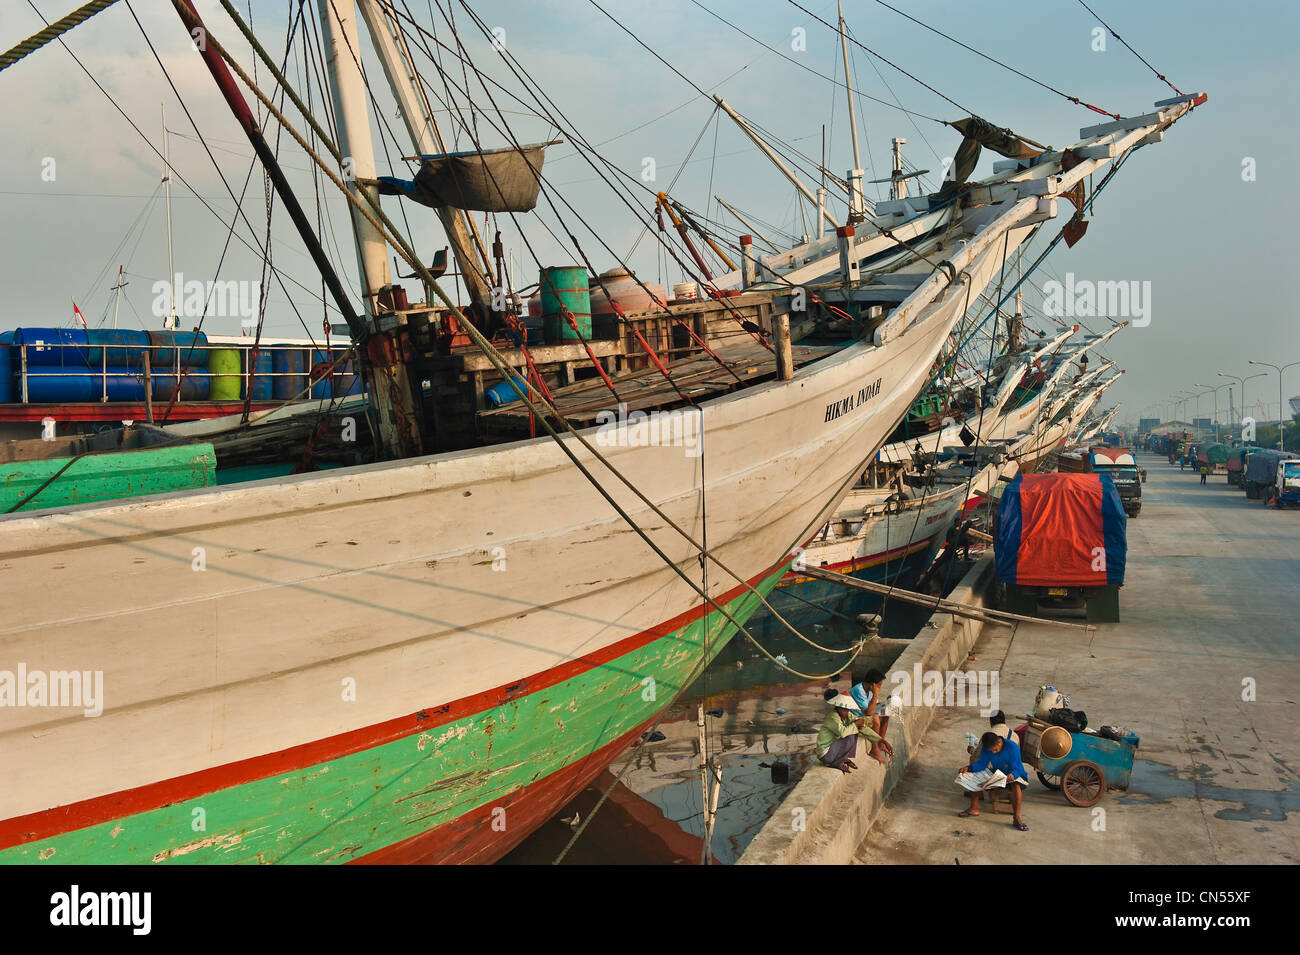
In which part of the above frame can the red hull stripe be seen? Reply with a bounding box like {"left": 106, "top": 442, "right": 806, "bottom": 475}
{"left": 0, "top": 558, "right": 785, "bottom": 850}
{"left": 780, "top": 534, "right": 939, "bottom": 581}
{"left": 0, "top": 402, "right": 281, "bottom": 423}
{"left": 351, "top": 713, "right": 660, "bottom": 864}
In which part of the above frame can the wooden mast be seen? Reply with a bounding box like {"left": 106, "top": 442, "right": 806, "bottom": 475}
{"left": 318, "top": 0, "right": 423, "bottom": 457}
{"left": 170, "top": 0, "right": 417, "bottom": 459}
{"left": 837, "top": 1, "right": 866, "bottom": 222}
{"left": 357, "top": 0, "right": 493, "bottom": 310}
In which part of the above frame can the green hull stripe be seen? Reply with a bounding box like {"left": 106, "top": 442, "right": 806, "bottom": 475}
{"left": 2, "top": 562, "right": 787, "bottom": 864}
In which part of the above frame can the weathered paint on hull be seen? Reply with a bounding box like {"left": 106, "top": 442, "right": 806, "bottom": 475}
{"left": 0, "top": 206, "right": 1042, "bottom": 869}
{"left": 0, "top": 561, "right": 784, "bottom": 865}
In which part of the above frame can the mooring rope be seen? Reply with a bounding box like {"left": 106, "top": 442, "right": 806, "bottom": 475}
{"left": 1, "top": 0, "right": 121, "bottom": 74}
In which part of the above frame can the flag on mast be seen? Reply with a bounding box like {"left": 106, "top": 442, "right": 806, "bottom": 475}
{"left": 72, "top": 299, "right": 87, "bottom": 329}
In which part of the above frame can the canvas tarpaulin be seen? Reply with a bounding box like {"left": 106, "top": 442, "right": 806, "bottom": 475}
{"left": 995, "top": 472, "right": 1126, "bottom": 587}
{"left": 378, "top": 141, "right": 557, "bottom": 213}
{"left": 936, "top": 116, "right": 1044, "bottom": 201}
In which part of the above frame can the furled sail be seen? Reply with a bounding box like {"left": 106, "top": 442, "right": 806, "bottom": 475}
{"left": 935, "top": 117, "right": 1044, "bottom": 200}
{"left": 378, "top": 141, "right": 559, "bottom": 212}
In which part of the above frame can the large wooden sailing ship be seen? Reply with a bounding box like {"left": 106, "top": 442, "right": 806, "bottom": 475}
{"left": 0, "top": 1, "right": 1201, "bottom": 863}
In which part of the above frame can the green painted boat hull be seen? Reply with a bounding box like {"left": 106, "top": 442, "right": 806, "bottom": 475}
{"left": 0, "top": 444, "right": 215, "bottom": 512}
{"left": 0, "top": 561, "right": 788, "bottom": 864}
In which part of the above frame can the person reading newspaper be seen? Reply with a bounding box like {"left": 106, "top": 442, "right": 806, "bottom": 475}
{"left": 957, "top": 731, "right": 1030, "bottom": 830}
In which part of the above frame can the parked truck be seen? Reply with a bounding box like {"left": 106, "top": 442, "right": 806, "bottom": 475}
{"left": 1243, "top": 448, "right": 1300, "bottom": 504}
{"left": 1057, "top": 445, "right": 1143, "bottom": 516}
{"left": 1225, "top": 446, "right": 1252, "bottom": 486}
{"left": 995, "top": 472, "right": 1127, "bottom": 622}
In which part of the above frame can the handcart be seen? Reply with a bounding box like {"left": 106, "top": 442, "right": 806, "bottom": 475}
{"left": 1019, "top": 716, "right": 1138, "bottom": 807}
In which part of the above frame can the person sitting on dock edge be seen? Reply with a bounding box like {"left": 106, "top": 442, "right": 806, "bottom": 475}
{"left": 849, "top": 668, "right": 893, "bottom": 765}
{"left": 958, "top": 731, "right": 1030, "bottom": 830}
{"left": 817, "top": 693, "right": 892, "bottom": 773}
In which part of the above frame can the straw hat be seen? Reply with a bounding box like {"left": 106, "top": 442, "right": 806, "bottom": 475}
{"left": 827, "top": 693, "right": 857, "bottom": 710}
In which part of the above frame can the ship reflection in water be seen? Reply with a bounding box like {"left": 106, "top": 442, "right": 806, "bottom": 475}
{"left": 502, "top": 591, "right": 942, "bottom": 864}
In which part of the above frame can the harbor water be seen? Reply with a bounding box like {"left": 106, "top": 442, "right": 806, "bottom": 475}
{"left": 502, "top": 574, "right": 966, "bottom": 865}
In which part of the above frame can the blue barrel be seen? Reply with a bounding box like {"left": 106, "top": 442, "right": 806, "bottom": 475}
{"left": 272, "top": 346, "right": 308, "bottom": 400}
{"left": 340, "top": 359, "right": 361, "bottom": 396}
{"left": 23, "top": 370, "right": 147, "bottom": 402}
{"left": 307, "top": 349, "right": 362, "bottom": 398}
{"left": 87, "top": 329, "right": 150, "bottom": 366}
{"left": 539, "top": 266, "right": 592, "bottom": 342}
{"left": 485, "top": 374, "right": 529, "bottom": 408}
{"left": 246, "top": 349, "right": 273, "bottom": 401}
{"left": 310, "top": 349, "right": 332, "bottom": 399}
{"left": 147, "top": 329, "right": 209, "bottom": 367}
{"left": 152, "top": 372, "right": 211, "bottom": 401}
{"left": 0, "top": 332, "right": 12, "bottom": 404}
{"left": 10, "top": 328, "right": 90, "bottom": 367}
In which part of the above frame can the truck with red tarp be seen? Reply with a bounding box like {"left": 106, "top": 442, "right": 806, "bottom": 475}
{"left": 995, "top": 472, "right": 1127, "bottom": 622}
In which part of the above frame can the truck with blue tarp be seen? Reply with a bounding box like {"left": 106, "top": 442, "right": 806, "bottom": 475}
{"left": 995, "top": 472, "right": 1127, "bottom": 622}
{"left": 1243, "top": 448, "right": 1300, "bottom": 504}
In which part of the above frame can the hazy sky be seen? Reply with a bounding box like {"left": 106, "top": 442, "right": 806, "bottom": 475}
{"left": 2, "top": 0, "right": 1296, "bottom": 423}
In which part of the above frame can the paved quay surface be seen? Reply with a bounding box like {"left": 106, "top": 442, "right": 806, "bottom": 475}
{"left": 855, "top": 454, "right": 1300, "bottom": 865}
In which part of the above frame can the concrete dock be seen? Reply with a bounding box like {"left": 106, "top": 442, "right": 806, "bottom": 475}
{"left": 855, "top": 454, "right": 1300, "bottom": 865}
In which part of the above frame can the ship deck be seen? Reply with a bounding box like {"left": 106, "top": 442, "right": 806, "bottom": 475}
{"left": 475, "top": 335, "right": 844, "bottom": 439}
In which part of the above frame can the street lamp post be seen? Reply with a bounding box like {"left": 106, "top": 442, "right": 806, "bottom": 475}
{"left": 1188, "top": 388, "right": 1208, "bottom": 431}
{"left": 1176, "top": 391, "right": 1196, "bottom": 430}
{"left": 1218, "top": 371, "right": 1267, "bottom": 435}
{"left": 1248, "top": 360, "right": 1299, "bottom": 452}
{"left": 1193, "top": 383, "right": 1226, "bottom": 441}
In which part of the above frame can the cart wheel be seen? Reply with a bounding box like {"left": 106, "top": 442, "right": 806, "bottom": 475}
{"left": 1036, "top": 770, "right": 1062, "bottom": 791}
{"left": 1062, "top": 760, "right": 1105, "bottom": 807}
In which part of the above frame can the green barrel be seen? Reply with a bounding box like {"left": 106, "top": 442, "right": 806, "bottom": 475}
{"left": 539, "top": 266, "right": 591, "bottom": 342}
{"left": 208, "top": 348, "right": 242, "bottom": 400}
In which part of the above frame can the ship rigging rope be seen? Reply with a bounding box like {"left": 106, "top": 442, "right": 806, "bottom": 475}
{"left": 122, "top": 0, "right": 337, "bottom": 422}
{"left": 423, "top": 0, "right": 774, "bottom": 350}
{"left": 20, "top": 1, "right": 344, "bottom": 328}
{"left": 871, "top": 276, "right": 975, "bottom": 616}
{"left": 422, "top": 2, "right": 765, "bottom": 361}
{"left": 1075, "top": 0, "right": 1182, "bottom": 96}
{"left": 863, "top": 0, "right": 1125, "bottom": 119}
{"left": 625, "top": 105, "right": 718, "bottom": 261}
{"left": 946, "top": 150, "right": 1132, "bottom": 361}
{"left": 553, "top": 623, "right": 869, "bottom": 865}
{"left": 4, "top": 347, "right": 361, "bottom": 512}
{"left": 26, "top": 0, "right": 357, "bottom": 439}
{"left": 416, "top": 2, "right": 772, "bottom": 357}
{"left": 579, "top": 0, "right": 849, "bottom": 187}
{"left": 785, "top": 0, "right": 1120, "bottom": 121}
{"left": 413, "top": 0, "right": 1086, "bottom": 660}
{"left": 686, "top": 0, "right": 945, "bottom": 125}
{"left": 300, "top": 0, "right": 764, "bottom": 358}
{"left": 0, "top": 0, "right": 121, "bottom": 73}
{"left": 208, "top": 6, "right": 864, "bottom": 664}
